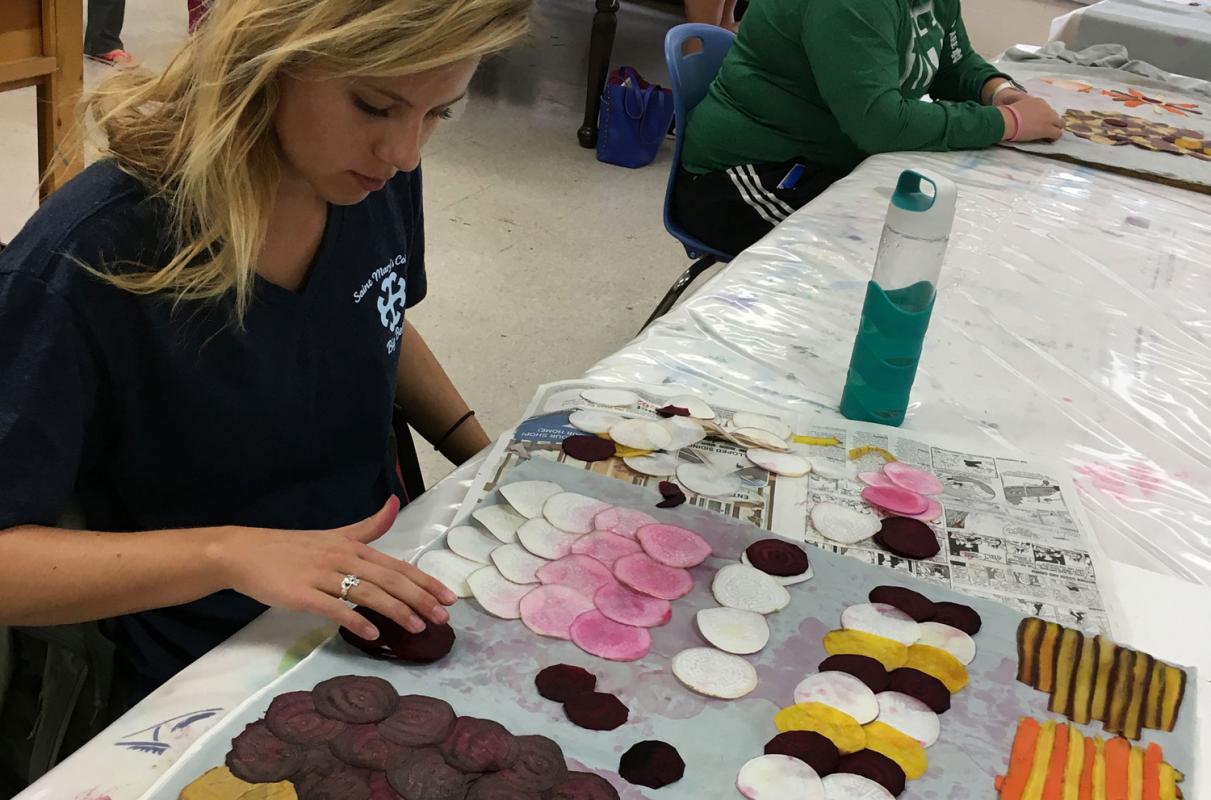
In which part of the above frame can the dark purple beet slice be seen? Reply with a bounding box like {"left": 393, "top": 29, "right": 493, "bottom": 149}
{"left": 931, "top": 601, "right": 982, "bottom": 634}
{"left": 340, "top": 606, "right": 406, "bottom": 658}
{"left": 816, "top": 655, "right": 889, "bottom": 694}
{"left": 655, "top": 482, "right": 686, "bottom": 509}
{"left": 887, "top": 667, "right": 951, "bottom": 713}
{"left": 617, "top": 740, "right": 685, "bottom": 789}
{"left": 330, "top": 724, "right": 414, "bottom": 770}
{"left": 561, "top": 435, "right": 616, "bottom": 462}
{"left": 562, "top": 692, "right": 629, "bottom": 731}
{"left": 388, "top": 748, "right": 475, "bottom": 800}
{"left": 867, "top": 586, "right": 936, "bottom": 622}
{"left": 491, "top": 735, "right": 568, "bottom": 792}
{"left": 370, "top": 771, "right": 405, "bottom": 800}
{"left": 225, "top": 720, "right": 302, "bottom": 783}
{"left": 763, "top": 731, "right": 839, "bottom": 775}
{"left": 463, "top": 774, "right": 544, "bottom": 799}
{"left": 545, "top": 772, "right": 620, "bottom": 800}
{"left": 265, "top": 691, "right": 348, "bottom": 745}
{"left": 295, "top": 765, "right": 373, "bottom": 800}
{"left": 379, "top": 696, "right": 457, "bottom": 747}
{"left": 835, "top": 750, "right": 906, "bottom": 796}
{"left": 745, "top": 539, "right": 810, "bottom": 577}
{"left": 535, "top": 665, "right": 597, "bottom": 703}
{"left": 439, "top": 717, "right": 520, "bottom": 773}
{"left": 656, "top": 405, "right": 690, "bottom": 418}
{"left": 872, "top": 516, "right": 940, "bottom": 560}
{"left": 314, "top": 676, "right": 400, "bottom": 724}
{"left": 390, "top": 623, "right": 457, "bottom": 664}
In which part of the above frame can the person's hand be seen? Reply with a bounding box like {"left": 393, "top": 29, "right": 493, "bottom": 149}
{"left": 992, "top": 88, "right": 1029, "bottom": 107}
{"left": 208, "top": 496, "right": 457, "bottom": 641}
{"left": 1001, "top": 97, "right": 1063, "bottom": 142}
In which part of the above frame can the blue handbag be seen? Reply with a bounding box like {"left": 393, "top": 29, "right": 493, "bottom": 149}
{"left": 596, "top": 66, "right": 674, "bottom": 169}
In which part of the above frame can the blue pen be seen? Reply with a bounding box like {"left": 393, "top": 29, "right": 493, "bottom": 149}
{"left": 777, "top": 163, "right": 806, "bottom": 190}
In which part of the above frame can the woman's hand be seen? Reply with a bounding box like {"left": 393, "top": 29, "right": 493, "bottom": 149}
{"left": 208, "top": 496, "right": 457, "bottom": 640}
{"left": 992, "top": 88, "right": 1029, "bottom": 107}
{"left": 1000, "top": 97, "right": 1064, "bottom": 143}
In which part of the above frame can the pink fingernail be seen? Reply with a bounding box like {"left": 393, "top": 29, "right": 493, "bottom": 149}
{"left": 363, "top": 625, "right": 380, "bottom": 640}
{"left": 408, "top": 618, "right": 426, "bottom": 633}
{"left": 435, "top": 608, "right": 450, "bottom": 623}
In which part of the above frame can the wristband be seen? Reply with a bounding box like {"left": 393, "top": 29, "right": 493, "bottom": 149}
{"left": 434, "top": 410, "right": 475, "bottom": 451}
{"left": 1005, "top": 104, "right": 1024, "bottom": 142}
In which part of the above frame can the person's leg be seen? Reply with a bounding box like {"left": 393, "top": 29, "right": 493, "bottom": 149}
{"left": 84, "top": 0, "right": 126, "bottom": 56}
{"left": 683, "top": 0, "right": 724, "bottom": 25}
{"left": 721, "top": 0, "right": 740, "bottom": 32}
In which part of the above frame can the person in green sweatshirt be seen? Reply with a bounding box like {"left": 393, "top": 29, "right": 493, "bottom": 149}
{"left": 674, "top": 0, "right": 1063, "bottom": 255}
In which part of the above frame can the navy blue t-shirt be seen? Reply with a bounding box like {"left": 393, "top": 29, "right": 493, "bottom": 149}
{"left": 0, "top": 160, "right": 426, "bottom": 706}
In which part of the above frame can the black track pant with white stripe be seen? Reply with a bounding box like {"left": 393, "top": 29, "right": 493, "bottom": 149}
{"left": 672, "top": 160, "right": 848, "bottom": 257}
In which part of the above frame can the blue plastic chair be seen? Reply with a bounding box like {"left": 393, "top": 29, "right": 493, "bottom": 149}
{"left": 643, "top": 23, "right": 736, "bottom": 331}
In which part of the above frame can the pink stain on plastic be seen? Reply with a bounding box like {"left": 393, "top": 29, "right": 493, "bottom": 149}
{"left": 593, "top": 506, "right": 658, "bottom": 539}
{"left": 1074, "top": 462, "right": 1130, "bottom": 501}
{"left": 569, "top": 610, "right": 652, "bottom": 661}
{"left": 594, "top": 582, "right": 673, "bottom": 627}
{"left": 613, "top": 553, "right": 694, "bottom": 600}
{"left": 536, "top": 555, "right": 618, "bottom": 595}
{"left": 570, "top": 531, "right": 643, "bottom": 567}
{"left": 635, "top": 523, "right": 712, "bottom": 568}
{"left": 519, "top": 584, "right": 596, "bottom": 639}
{"left": 860, "top": 485, "right": 929, "bottom": 515}
{"left": 1127, "top": 462, "right": 1163, "bottom": 497}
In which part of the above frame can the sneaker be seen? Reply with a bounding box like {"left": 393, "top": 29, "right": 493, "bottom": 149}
{"left": 86, "top": 49, "right": 137, "bottom": 68}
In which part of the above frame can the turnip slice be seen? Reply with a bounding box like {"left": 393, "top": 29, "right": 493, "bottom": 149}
{"left": 415, "top": 549, "right": 480, "bottom": 598}
{"left": 740, "top": 550, "right": 814, "bottom": 585}
{"left": 676, "top": 463, "right": 742, "bottom": 498}
{"left": 875, "top": 691, "right": 940, "bottom": 747}
{"left": 519, "top": 584, "right": 596, "bottom": 639}
{"left": 445, "top": 525, "right": 500, "bottom": 565}
{"left": 667, "top": 394, "right": 715, "bottom": 420}
{"left": 747, "top": 449, "right": 811, "bottom": 477}
{"left": 537, "top": 554, "right": 618, "bottom": 595}
{"left": 593, "top": 583, "right": 672, "bottom": 628}
{"left": 609, "top": 419, "right": 672, "bottom": 451}
{"left": 499, "top": 480, "right": 563, "bottom": 519}
{"left": 882, "top": 462, "right": 944, "bottom": 496}
{"left": 489, "top": 543, "right": 548, "bottom": 584}
{"left": 672, "top": 647, "right": 758, "bottom": 699}
{"left": 810, "top": 503, "right": 880, "bottom": 544}
{"left": 472, "top": 504, "right": 527, "bottom": 543}
{"left": 593, "top": 506, "right": 657, "bottom": 539}
{"left": 736, "top": 754, "right": 823, "bottom": 800}
{"left": 661, "top": 416, "right": 707, "bottom": 449}
{"left": 467, "top": 567, "right": 534, "bottom": 619}
{"left": 729, "top": 412, "right": 791, "bottom": 440}
{"left": 841, "top": 603, "right": 922, "bottom": 646}
{"left": 731, "top": 427, "right": 790, "bottom": 452}
{"left": 711, "top": 563, "right": 790, "bottom": 614}
{"left": 635, "top": 523, "right": 712, "bottom": 568}
{"left": 915, "top": 621, "right": 976, "bottom": 665}
{"left": 792, "top": 672, "right": 878, "bottom": 724}
{"left": 821, "top": 773, "right": 894, "bottom": 800}
{"left": 569, "top": 610, "right": 651, "bottom": 661}
{"left": 696, "top": 607, "right": 770, "bottom": 655}
{"left": 860, "top": 486, "right": 929, "bottom": 516}
{"left": 569, "top": 408, "right": 624, "bottom": 435}
{"left": 579, "top": 388, "right": 639, "bottom": 407}
{"left": 544, "top": 493, "right": 613, "bottom": 534}
{"left": 858, "top": 471, "right": 896, "bottom": 488}
{"left": 808, "top": 459, "right": 856, "bottom": 481}
{"left": 623, "top": 452, "right": 679, "bottom": 477}
{"left": 570, "top": 531, "right": 643, "bottom": 567}
{"left": 613, "top": 553, "right": 694, "bottom": 600}
{"left": 517, "top": 518, "right": 581, "bottom": 560}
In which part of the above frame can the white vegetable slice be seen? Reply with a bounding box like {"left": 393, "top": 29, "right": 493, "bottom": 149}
{"left": 740, "top": 551, "right": 814, "bottom": 585}
{"left": 568, "top": 409, "right": 624, "bottom": 435}
{"left": 467, "top": 566, "right": 534, "bottom": 619}
{"left": 729, "top": 412, "right": 791, "bottom": 440}
{"left": 499, "top": 480, "right": 563, "bottom": 519}
{"left": 696, "top": 607, "right": 770, "bottom": 655}
{"left": 747, "top": 449, "right": 811, "bottom": 477}
{"left": 841, "top": 603, "right": 922, "bottom": 646}
{"left": 676, "top": 463, "right": 742, "bottom": 498}
{"left": 661, "top": 416, "right": 707, "bottom": 450}
{"left": 609, "top": 418, "right": 672, "bottom": 451}
{"left": 445, "top": 525, "right": 500, "bottom": 565}
{"left": 489, "top": 543, "right": 548, "bottom": 584}
{"left": 667, "top": 394, "right": 715, "bottom": 420}
{"left": 579, "top": 388, "right": 639, "bottom": 407}
{"left": 472, "top": 504, "right": 527, "bottom": 543}
{"left": 516, "top": 518, "right": 582, "bottom": 560}
{"left": 821, "top": 773, "right": 894, "bottom": 800}
{"left": 737, "top": 754, "right": 824, "bottom": 800}
{"left": 875, "top": 691, "right": 940, "bottom": 747}
{"left": 711, "top": 563, "right": 791, "bottom": 614}
{"left": 731, "top": 427, "right": 790, "bottom": 452}
{"left": 916, "top": 621, "right": 977, "bottom": 665}
{"left": 792, "top": 671, "right": 879, "bottom": 724}
{"left": 415, "top": 549, "right": 480, "bottom": 598}
{"left": 809, "top": 459, "right": 857, "bottom": 481}
{"left": 809, "top": 502, "right": 880, "bottom": 544}
{"left": 671, "top": 647, "right": 758, "bottom": 699}
{"left": 623, "top": 452, "right": 679, "bottom": 477}
{"left": 543, "top": 492, "right": 612, "bottom": 534}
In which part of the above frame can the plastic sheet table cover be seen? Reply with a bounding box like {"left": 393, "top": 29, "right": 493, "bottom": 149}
{"left": 587, "top": 149, "right": 1211, "bottom": 588}
{"left": 1048, "top": 0, "right": 1211, "bottom": 82}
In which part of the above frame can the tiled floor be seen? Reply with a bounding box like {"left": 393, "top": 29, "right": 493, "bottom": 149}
{"left": 0, "top": 0, "right": 1070, "bottom": 485}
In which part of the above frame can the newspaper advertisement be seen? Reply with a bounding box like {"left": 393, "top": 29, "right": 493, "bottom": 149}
{"left": 462, "top": 381, "right": 1112, "bottom": 634}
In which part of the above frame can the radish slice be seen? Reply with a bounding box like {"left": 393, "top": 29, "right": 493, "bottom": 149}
{"left": 729, "top": 412, "right": 791, "bottom": 440}
{"left": 580, "top": 388, "right": 638, "bottom": 408}
{"left": 882, "top": 462, "right": 944, "bottom": 496}
{"left": 499, "top": 480, "right": 563, "bottom": 519}
{"left": 858, "top": 471, "right": 897, "bottom": 488}
{"left": 609, "top": 419, "right": 672, "bottom": 451}
{"left": 712, "top": 563, "right": 791, "bottom": 614}
{"left": 731, "top": 427, "right": 790, "bottom": 452}
{"left": 915, "top": 621, "right": 976, "bottom": 665}
{"left": 908, "top": 497, "right": 944, "bottom": 523}
{"left": 489, "top": 543, "right": 548, "bottom": 584}
{"left": 594, "top": 583, "right": 672, "bottom": 628}
{"left": 569, "top": 409, "right": 624, "bottom": 435}
{"left": 415, "top": 549, "right": 480, "bottom": 598}
{"left": 623, "top": 453, "right": 679, "bottom": 477}
{"left": 613, "top": 553, "right": 694, "bottom": 600}
{"left": 569, "top": 610, "right": 651, "bottom": 661}
{"left": 875, "top": 691, "right": 940, "bottom": 747}
{"left": 792, "top": 672, "right": 879, "bottom": 724}
{"left": 667, "top": 394, "right": 715, "bottom": 420}
{"left": 740, "top": 551, "right": 814, "bottom": 585}
{"left": 747, "top": 449, "right": 811, "bottom": 477}
{"left": 635, "top": 523, "right": 712, "bottom": 568}
{"left": 544, "top": 493, "right": 613, "bottom": 534}
{"left": 593, "top": 507, "right": 658, "bottom": 539}
{"left": 519, "top": 584, "right": 596, "bottom": 639}
{"left": 861, "top": 486, "right": 929, "bottom": 516}
{"left": 517, "top": 518, "right": 581, "bottom": 560}
{"left": 808, "top": 459, "right": 856, "bottom": 481}
{"left": 676, "top": 463, "right": 742, "bottom": 498}
{"left": 446, "top": 525, "right": 500, "bottom": 565}
{"left": 467, "top": 567, "right": 534, "bottom": 619}
{"left": 841, "top": 603, "right": 922, "bottom": 646}
{"left": 662, "top": 416, "right": 707, "bottom": 449}
{"left": 696, "top": 607, "right": 770, "bottom": 655}
{"left": 736, "top": 754, "right": 824, "bottom": 800}
{"left": 810, "top": 503, "right": 880, "bottom": 544}
{"left": 570, "top": 531, "right": 643, "bottom": 567}
{"left": 672, "top": 647, "right": 758, "bottom": 699}
{"left": 537, "top": 554, "right": 618, "bottom": 595}
{"left": 822, "top": 773, "right": 894, "bottom": 800}
{"left": 472, "top": 504, "right": 527, "bottom": 543}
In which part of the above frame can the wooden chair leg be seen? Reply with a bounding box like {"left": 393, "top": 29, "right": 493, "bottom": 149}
{"left": 36, "top": 0, "right": 84, "bottom": 201}
{"left": 577, "top": 0, "right": 620, "bottom": 149}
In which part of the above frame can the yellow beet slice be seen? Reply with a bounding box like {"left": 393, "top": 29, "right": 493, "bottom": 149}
{"left": 1071, "top": 633, "right": 1097, "bottom": 724}
{"left": 1143, "top": 659, "right": 1165, "bottom": 732}
{"left": 179, "top": 766, "right": 296, "bottom": 800}
{"left": 1122, "top": 652, "right": 1153, "bottom": 741}
{"left": 1090, "top": 636, "right": 1117, "bottom": 723}
{"left": 1157, "top": 763, "right": 1177, "bottom": 800}
{"left": 1022, "top": 721, "right": 1057, "bottom": 800}
{"left": 1158, "top": 664, "right": 1186, "bottom": 732}
{"left": 1061, "top": 724, "right": 1084, "bottom": 800}
{"left": 1127, "top": 744, "right": 1144, "bottom": 800}
{"left": 905, "top": 643, "right": 969, "bottom": 693}
{"left": 823, "top": 629, "right": 909, "bottom": 671}
{"left": 863, "top": 721, "right": 928, "bottom": 780}
{"left": 1018, "top": 618, "right": 1046, "bottom": 686}
{"left": 1037, "top": 623, "right": 1062, "bottom": 694}
{"left": 774, "top": 701, "right": 866, "bottom": 754}
{"left": 1050, "top": 627, "right": 1083, "bottom": 717}
{"left": 1105, "top": 648, "right": 1136, "bottom": 736}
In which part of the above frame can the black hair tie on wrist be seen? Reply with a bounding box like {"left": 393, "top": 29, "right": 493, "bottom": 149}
{"left": 434, "top": 410, "right": 475, "bottom": 451}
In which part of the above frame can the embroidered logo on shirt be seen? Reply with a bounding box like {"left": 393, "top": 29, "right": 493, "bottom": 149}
{"left": 354, "top": 253, "right": 408, "bottom": 353}
{"left": 902, "top": 0, "right": 943, "bottom": 93}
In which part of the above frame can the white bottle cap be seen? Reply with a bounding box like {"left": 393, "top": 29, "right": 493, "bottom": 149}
{"left": 885, "top": 169, "right": 958, "bottom": 241}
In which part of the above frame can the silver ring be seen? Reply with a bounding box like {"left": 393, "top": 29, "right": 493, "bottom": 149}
{"left": 339, "top": 574, "right": 361, "bottom": 601}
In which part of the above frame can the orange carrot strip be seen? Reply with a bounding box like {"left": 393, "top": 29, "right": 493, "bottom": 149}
{"left": 1002, "top": 718, "right": 1043, "bottom": 800}
{"left": 1078, "top": 738, "right": 1096, "bottom": 800}
{"left": 1043, "top": 724, "right": 1070, "bottom": 800}
{"left": 1105, "top": 738, "right": 1131, "bottom": 800}
{"left": 1142, "top": 744, "right": 1162, "bottom": 800}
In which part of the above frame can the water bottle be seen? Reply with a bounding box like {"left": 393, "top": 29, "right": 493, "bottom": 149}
{"left": 839, "top": 168, "right": 957, "bottom": 426}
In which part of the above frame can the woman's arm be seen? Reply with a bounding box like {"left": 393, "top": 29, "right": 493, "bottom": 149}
{"left": 928, "top": 11, "right": 1009, "bottom": 105}
{"left": 395, "top": 319, "right": 490, "bottom": 465}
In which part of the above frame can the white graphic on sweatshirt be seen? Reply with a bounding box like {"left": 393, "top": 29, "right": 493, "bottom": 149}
{"left": 354, "top": 252, "right": 408, "bottom": 353}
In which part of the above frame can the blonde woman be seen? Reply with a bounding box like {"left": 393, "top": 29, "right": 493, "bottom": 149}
{"left": 0, "top": 0, "right": 530, "bottom": 787}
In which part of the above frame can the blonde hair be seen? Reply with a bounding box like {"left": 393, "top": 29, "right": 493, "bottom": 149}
{"left": 81, "top": 0, "right": 530, "bottom": 321}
